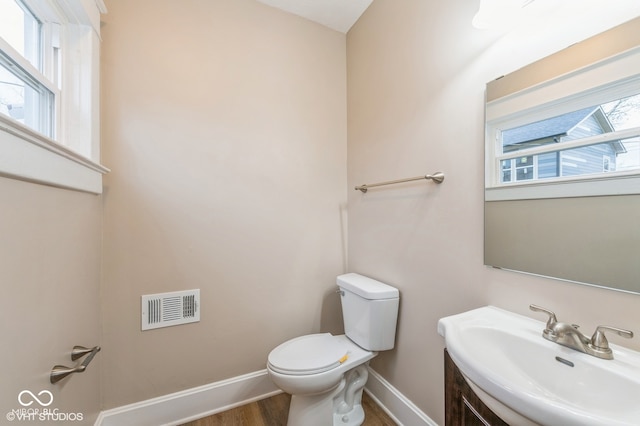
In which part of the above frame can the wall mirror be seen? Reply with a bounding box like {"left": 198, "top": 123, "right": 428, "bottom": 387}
{"left": 484, "top": 17, "right": 640, "bottom": 294}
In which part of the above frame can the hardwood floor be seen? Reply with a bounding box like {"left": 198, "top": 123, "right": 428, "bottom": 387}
{"left": 180, "top": 391, "right": 397, "bottom": 426}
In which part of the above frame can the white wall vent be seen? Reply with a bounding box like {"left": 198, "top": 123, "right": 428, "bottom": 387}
{"left": 141, "top": 289, "right": 200, "bottom": 331}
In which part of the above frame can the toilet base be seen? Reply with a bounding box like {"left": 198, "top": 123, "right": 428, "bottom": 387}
{"left": 287, "top": 381, "right": 345, "bottom": 426}
{"left": 286, "top": 364, "right": 369, "bottom": 426}
{"left": 333, "top": 403, "right": 365, "bottom": 426}
{"left": 332, "top": 365, "right": 368, "bottom": 426}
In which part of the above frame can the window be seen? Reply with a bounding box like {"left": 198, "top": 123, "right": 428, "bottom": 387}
{"left": 0, "top": 0, "right": 108, "bottom": 193}
{"left": 0, "top": 0, "right": 40, "bottom": 66}
{"left": 0, "top": 0, "right": 56, "bottom": 137}
{"left": 485, "top": 45, "right": 640, "bottom": 201}
{"left": 496, "top": 94, "right": 640, "bottom": 185}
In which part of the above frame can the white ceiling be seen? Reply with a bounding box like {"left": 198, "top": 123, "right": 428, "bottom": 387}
{"left": 255, "top": 0, "right": 373, "bottom": 33}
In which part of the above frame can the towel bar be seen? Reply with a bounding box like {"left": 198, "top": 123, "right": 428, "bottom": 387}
{"left": 355, "top": 172, "right": 444, "bottom": 193}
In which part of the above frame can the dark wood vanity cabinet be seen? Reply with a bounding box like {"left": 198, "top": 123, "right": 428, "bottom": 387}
{"left": 445, "top": 349, "right": 509, "bottom": 426}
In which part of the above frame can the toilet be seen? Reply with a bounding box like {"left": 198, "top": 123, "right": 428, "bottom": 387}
{"left": 267, "top": 273, "right": 400, "bottom": 426}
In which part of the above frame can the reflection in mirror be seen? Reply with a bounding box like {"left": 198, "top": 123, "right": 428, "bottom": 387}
{"left": 484, "top": 17, "right": 640, "bottom": 294}
{"left": 500, "top": 93, "right": 640, "bottom": 184}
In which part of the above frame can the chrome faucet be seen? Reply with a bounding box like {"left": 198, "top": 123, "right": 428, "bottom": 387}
{"left": 529, "top": 304, "right": 634, "bottom": 360}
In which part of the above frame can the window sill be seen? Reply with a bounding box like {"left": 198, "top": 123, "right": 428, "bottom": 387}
{"left": 485, "top": 172, "right": 640, "bottom": 201}
{"left": 0, "top": 115, "right": 109, "bottom": 194}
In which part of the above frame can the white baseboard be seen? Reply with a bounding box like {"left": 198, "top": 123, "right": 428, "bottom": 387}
{"left": 95, "top": 370, "right": 281, "bottom": 426}
{"left": 95, "top": 367, "right": 437, "bottom": 426}
{"left": 365, "top": 367, "right": 438, "bottom": 426}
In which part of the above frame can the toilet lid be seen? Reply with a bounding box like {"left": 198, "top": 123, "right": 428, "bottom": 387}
{"left": 268, "top": 333, "right": 349, "bottom": 375}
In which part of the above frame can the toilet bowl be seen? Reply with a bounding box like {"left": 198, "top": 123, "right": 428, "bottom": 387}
{"left": 266, "top": 273, "right": 400, "bottom": 426}
{"left": 268, "top": 333, "right": 376, "bottom": 395}
{"left": 267, "top": 334, "right": 376, "bottom": 426}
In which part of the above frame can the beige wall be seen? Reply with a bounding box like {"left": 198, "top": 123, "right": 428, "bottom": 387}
{"left": 7, "top": 0, "right": 640, "bottom": 423}
{"left": 100, "top": 0, "right": 347, "bottom": 409}
{"left": 347, "top": 1, "right": 640, "bottom": 424}
{"left": 0, "top": 178, "right": 102, "bottom": 424}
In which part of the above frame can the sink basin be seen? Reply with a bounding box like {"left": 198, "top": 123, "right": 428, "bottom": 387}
{"left": 438, "top": 306, "right": 640, "bottom": 426}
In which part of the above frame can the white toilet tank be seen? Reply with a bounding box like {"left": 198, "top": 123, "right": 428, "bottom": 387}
{"left": 337, "top": 273, "right": 399, "bottom": 351}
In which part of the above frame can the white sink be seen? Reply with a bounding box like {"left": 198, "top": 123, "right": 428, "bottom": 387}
{"left": 438, "top": 306, "right": 640, "bottom": 426}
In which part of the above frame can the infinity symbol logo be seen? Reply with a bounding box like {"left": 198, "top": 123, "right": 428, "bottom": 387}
{"left": 18, "top": 390, "right": 54, "bottom": 407}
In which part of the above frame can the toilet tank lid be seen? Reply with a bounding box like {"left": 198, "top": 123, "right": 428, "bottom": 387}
{"left": 337, "top": 273, "right": 399, "bottom": 300}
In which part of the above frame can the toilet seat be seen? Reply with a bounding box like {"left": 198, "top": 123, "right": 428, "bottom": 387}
{"left": 268, "top": 333, "right": 349, "bottom": 376}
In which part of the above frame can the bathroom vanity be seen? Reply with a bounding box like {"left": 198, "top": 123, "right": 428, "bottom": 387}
{"left": 444, "top": 349, "right": 507, "bottom": 426}
{"left": 439, "top": 306, "right": 640, "bottom": 426}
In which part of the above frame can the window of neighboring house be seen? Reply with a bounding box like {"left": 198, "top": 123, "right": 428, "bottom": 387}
{"left": 501, "top": 155, "right": 536, "bottom": 182}
{"left": 485, "top": 47, "right": 640, "bottom": 201}
{"left": 495, "top": 94, "right": 640, "bottom": 185}
{"left": 0, "top": 0, "right": 108, "bottom": 194}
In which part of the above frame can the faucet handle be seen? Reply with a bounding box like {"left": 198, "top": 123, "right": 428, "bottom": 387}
{"left": 590, "top": 325, "right": 634, "bottom": 350}
{"left": 529, "top": 304, "right": 558, "bottom": 332}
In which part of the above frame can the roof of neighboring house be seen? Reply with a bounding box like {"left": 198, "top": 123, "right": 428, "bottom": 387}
{"left": 502, "top": 107, "right": 597, "bottom": 146}
{"left": 502, "top": 106, "right": 626, "bottom": 154}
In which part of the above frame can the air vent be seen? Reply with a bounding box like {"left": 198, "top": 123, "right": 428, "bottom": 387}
{"left": 141, "top": 289, "right": 200, "bottom": 331}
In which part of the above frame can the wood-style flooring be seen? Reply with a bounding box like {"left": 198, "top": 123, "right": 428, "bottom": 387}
{"left": 180, "top": 391, "right": 397, "bottom": 426}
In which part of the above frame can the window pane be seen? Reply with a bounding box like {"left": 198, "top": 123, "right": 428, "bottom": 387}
{"left": 0, "top": 0, "right": 40, "bottom": 68}
{"left": 601, "top": 93, "right": 640, "bottom": 131}
{"left": 501, "top": 159, "right": 512, "bottom": 182}
{"left": 0, "top": 60, "right": 54, "bottom": 137}
{"left": 613, "top": 137, "right": 640, "bottom": 172}
{"left": 516, "top": 168, "right": 533, "bottom": 180}
{"left": 502, "top": 107, "right": 600, "bottom": 153}
{"left": 0, "top": 62, "right": 23, "bottom": 119}
{"left": 498, "top": 91, "right": 640, "bottom": 184}
{"left": 502, "top": 92, "right": 640, "bottom": 155}
{"left": 500, "top": 138, "right": 640, "bottom": 182}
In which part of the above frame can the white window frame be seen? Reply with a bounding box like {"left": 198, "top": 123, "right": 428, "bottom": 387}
{"left": 0, "top": 37, "right": 57, "bottom": 137}
{"left": 485, "top": 46, "right": 640, "bottom": 202}
{"left": 0, "top": 0, "right": 108, "bottom": 194}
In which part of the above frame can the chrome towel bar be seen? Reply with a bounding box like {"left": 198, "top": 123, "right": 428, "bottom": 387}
{"left": 355, "top": 172, "right": 444, "bottom": 193}
{"left": 50, "top": 345, "right": 101, "bottom": 384}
